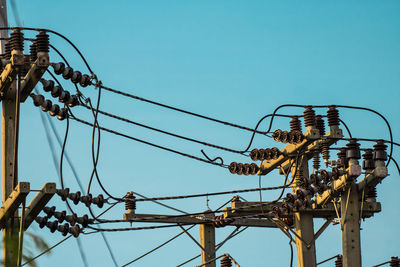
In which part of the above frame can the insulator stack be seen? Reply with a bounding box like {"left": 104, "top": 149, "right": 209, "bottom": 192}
{"left": 315, "top": 115, "right": 325, "bottom": 136}
{"left": 303, "top": 107, "right": 316, "bottom": 127}
{"left": 32, "top": 94, "right": 44, "bottom": 107}
{"left": 272, "top": 129, "right": 304, "bottom": 144}
{"left": 212, "top": 215, "right": 233, "bottom": 228}
{"left": 346, "top": 139, "right": 361, "bottom": 160}
{"left": 373, "top": 140, "right": 388, "bottom": 161}
{"left": 319, "top": 170, "right": 331, "bottom": 184}
{"left": 294, "top": 168, "right": 304, "bottom": 186}
{"left": 320, "top": 143, "right": 329, "bottom": 168}
{"left": 40, "top": 79, "right": 80, "bottom": 107}
{"left": 390, "top": 257, "right": 400, "bottom": 267}
{"left": 220, "top": 255, "right": 232, "bottom": 267}
{"left": 43, "top": 206, "right": 56, "bottom": 217}
{"left": 10, "top": 29, "right": 24, "bottom": 52}
{"left": 31, "top": 93, "right": 69, "bottom": 120}
{"left": 327, "top": 106, "right": 340, "bottom": 127}
{"left": 249, "top": 147, "right": 281, "bottom": 162}
{"left": 54, "top": 210, "right": 67, "bottom": 223}
{"left": 65, "top": 214, "right": 78, "bottom": 226}
{"left": 57, "top": 223, "right": 70, "bottom": 236}
{"left": 30, "top": 41, "right": 37, "bottom": 62}
{"left": 313, "top": 150, "right": 320, "bottom": 171}
{"left": 46, "top": 220, "right": 58, "bottom": 233}
{"left": 51, "top": 62, "right": 92, "bottom": 87}
{"left": 335, "top": 255, "right": 343, "bottom": 267}
{"left": 36, "top": 31, "right": 50, "bottom": 53}
{"left": 56, "top": 188, "right": 70, "bottom": 201}
{"left": 366, "top": 186, "right": 377, "bottom": 200}
{"left": 331, "top": 167, "right": 342, "bottom": 180}
{"left": 69, "top": 224, "right": 81, "bottom": 238}
{"left": 80, "top": 193, "right": 105, "bottom": 208}
{"left": 362, "top": 149, "right": 374, "bottom": 170}
{"left": 228, "top": 162, "right": 259, "bottom": 175}
{"left": 68, "top": 191, "right": 81, "bottom": 205}
{"left": 35, "top": 216, "right": 48, "bottom": 228}
{"left": 4, "top": 42, "right": 11, "bottom": 60}
{"left": 336, "top": 148, "right": 348, "bottom": 169}
{"left": 125, "top": 192, "right": 137, "bottom": 212}
{"left": 290, "top": 116, "right": 302, "bottom": 132}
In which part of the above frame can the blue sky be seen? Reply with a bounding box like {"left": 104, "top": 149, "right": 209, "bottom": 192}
{"left": 1, "top": 0, "right": 399, "bottom": 266}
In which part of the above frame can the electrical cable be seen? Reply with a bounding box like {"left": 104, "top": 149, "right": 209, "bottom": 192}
{"left": 121, "top": 224, "right": 196, "bottom": 267}
{"left": 316, "top": 254, "right": 340, "bottom": 265}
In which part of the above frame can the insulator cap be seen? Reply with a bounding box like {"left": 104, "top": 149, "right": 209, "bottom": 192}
{"left": 92, "top": 194, "right": 105, "bottom": 208}
{"left": 36, "top": 31, "right": 49, "bottom": 53}
{"left": 51, "top": 85, "right": 63, "bottom": 98}
{"left": 77, "top": 214, "right": 90, "bottom": 227}
{"left": 43, "top": 206, "right": 56, "bottom": 217}
{"left": 35, "top": 216, "right": 48, "bottom": 228}
{"left": 41, "top": 99, "right": 52, "bottom": 112}
{"left": 62, "top": 67, "right": 73, "bottom": 80}
{"left": 71, "top": 71, "right": 82, "bottom": 84}
{"left": 49, "top": 104, "right": 60, "bottom": 117}
{"left": 373, "top": 140, "right": 387, "bottom": 161}
{"left": 59, "top": 90, "right": 71, "bottom": 103}
{"left": 69, "top": 224, "right": 81, "bottom": 238}
{"left": 303, "top": 107, "right": 316, "bottom": 127}
{"left": 57, "top": 188, "right": 70, "bottom": 201}
{"left": 54, "top": 210, "right": 67, "bottom": 223}
{"left": 65, "top": 213, "right": 78, "bottom": 226}
{"left": 80, "top": 194, "right": 93, "bottom": 207}
{"left": 53, "top": 62, "right": 65, "bottom": 75}
{"left": 68, "top": 191, "right": 81, "bottom": 205}
{"left": 42, "top": 79, "right": 55, "bottom": 92}
{"left": 46, "top": 220, "right": 58, "bottom": 233}
{"left": 57, "top": 108, "right": 68, "bottom": 121}
{"left": 80, "top": 74, "right": 91, "bottom": 87}
{"left": 57, "top": 223, "right": 70, "bottom": 236}
{"left": 32, "top": 94, "right": 45, "bottom": 107}
{"left": 346, "top": 139, "right": 361, "bottom": 160}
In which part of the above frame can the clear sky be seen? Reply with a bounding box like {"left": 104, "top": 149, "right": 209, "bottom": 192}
{"left": 1, "top": 0, "right": 399, "bottom": 266}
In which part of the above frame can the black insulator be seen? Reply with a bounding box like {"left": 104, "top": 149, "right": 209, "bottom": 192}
{"left": 10, "top": 29, "right": 24, "bottom": 52}
{"left": 336, "top": 148, "right": 348, "bottom": 169}
{"left": 321, "top": 143, "right": 330, "bottom": 167}
{"left": 362, "top": 149, "right": 375, "bottom": 170}
{"left": 67, "top": 95, "right": 79, "bottom": 107}
{"left": 80, "top": 194, "right": 93, "bottom": 207}
{"left": 57, "top": 223, "right": 70, "bottom": 236}
{"left": 36, "top": 31, "right": 49, "bottom": 53}
{"left": 54, "top": 210, "right": 67, "bottom": 223}
{"left": 236, "top": 163, "right": 244, "bottom": 175}
{"left": 285, "top": 193, "right": 296, "bottom": 203}
{"left": 315, "top": 115, "right": 325, "bottom": 136}
{"left": 229, "top": 162, "right": 238, "bottom": 174}
{"left": 373, "top": 140, "right": 388, "bottom": 161}
{"left": 303, "top": 107, "right": 316, "bottom": 127}
{"left": 250, "top": 149, "right": 259, "bottom": 161}
{"left": 30, "top": 41, "right": 37, "bottom": 62}
{"left": 272, "top": 129, "right": 283, "bottom": 142}
{"left": 69, "top": 224, "right": 81, "bottom": 238}
{"left": 4, "top": 42, "right": 11, "bottom": 60}
{"left": 46, "top": 220, "right": 58, "bottom": 233}
{"left": 212, "top": 215, "right": 233, "bottom": 228}
{"left": 80, "top": 74, "right": 91, "bottom": 87}
{"left": 71, "top": 71, "right": 82, "bottom": 84}
{"left": 366, "top": 186, "right": 377, "bottom": 199}
{"left": 65, "top": 214, "right": 78, "bottom": 226}
{"left": 43, "top": 206, "right": 56, "bottom": 217}
{"left": 35, "top": 216, "right": 48, "bottom": 228}
{"left": 313, "top": 150, "right": 320, "bottom": 171}
{"left": 309, "top": 174, "right": 320, "bottom": 186}
{"left": 62, "top": 67, "right": 74, "bottom": 80}
{"left": 77, "top": 214, "right": 91, "bottom": 227}
{"left": 319, "top": 170, "right": 331, "bottom": 184}
{"left": 32, "top": 94, "right": 44, "bottom": 107}
{"left": 346, "top": 139, "right": 361, "bottom": 160}
{"left": 92, "top": 194, "right": 105, "bottom": 208}
{"left": 57, "top": 108, "right": 68, "bottom": 121}
{"left": 331, "top": 167, "right": 341, "bottom": 180}
{"left": 125, "top": 192, "right": 137, "bottom": 211}
{"left": 42, "top": 79, "right": 55, "bottom": 92}
{"left": 59, "top": 90, "right": 71, "bottom": 103}
{"left": 271, "top": 147, "right": 281, "bottom": 159}
{"left": 68, "top": 191, "right": 81, "bottom": 205}
{"left": 335, "top": 255, "right": 343, "bottom": 267}
{"left": 243, "top": 163, "right": 251, "bottom": 175}
{"left": 327, "top": 106, "right": 340, "bottom": 127}
{"left": 49, "top": 104, "right": 60, "bottom": 117}
{"left": 220, "top": 255, "right": 232, "bottom": 267}
{"left": 51, "top": 85, "right": 63, "bottom": 98}
{"left": 57, "top": 188, "right": 70, "bottom": 201}
{"left": 41, "top": 99, "right": 52, "bottom": 112}
{"left": 290, "top": 116, "right": 302, "bottom": 132}
{"left": 52, "top": 62, "right": 65, "bottom": 75}
{"left": 258, "top": 149, "right": 266, "bottom": 161}
{"left": 390, "top": 257, "right": 400, "bottom": 267}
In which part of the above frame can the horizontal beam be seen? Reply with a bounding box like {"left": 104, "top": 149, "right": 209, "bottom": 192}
{"left": 0, "top": 182, "right": 30, "bottom": 229}
{"left": 23, "top": 183, "right": 56, "bottom": 230}
{"left": 357, "top": 164, "right": 388, "bottom": 193}
{"left": 123, "top": 213, "right": 277, "bottom": 228}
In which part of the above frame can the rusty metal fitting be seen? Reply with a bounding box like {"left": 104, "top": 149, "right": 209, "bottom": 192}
{"left": 303, "top": 107, "right": 316, "bottom": 127}
{"left": 327, "top": 106, "right": 339, "bottom": 127}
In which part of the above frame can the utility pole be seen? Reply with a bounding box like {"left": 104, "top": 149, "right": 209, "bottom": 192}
{"left": 200, "top": 213, "right": 216, "bottom": 267}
